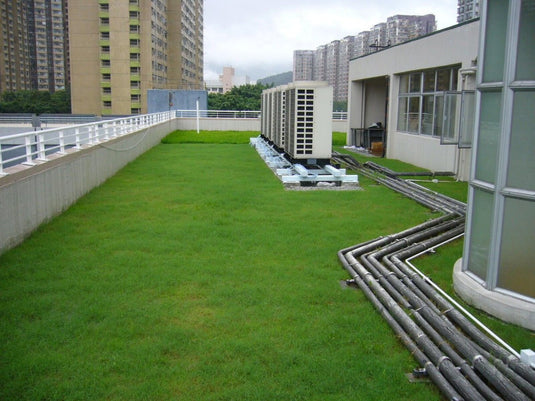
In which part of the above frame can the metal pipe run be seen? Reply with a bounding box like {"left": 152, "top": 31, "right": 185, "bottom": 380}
{"left": 333, "top": 152, "right": 535, "bottom": 401}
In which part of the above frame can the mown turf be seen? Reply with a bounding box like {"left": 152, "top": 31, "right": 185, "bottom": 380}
{"left": 1, "top": 133, "right": 531, "bottom": 401}
{"left": 0, "top": 140, "right": 443, "bottom": 400}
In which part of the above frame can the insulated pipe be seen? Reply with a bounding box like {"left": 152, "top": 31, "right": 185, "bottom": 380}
{"left": 364, "top": 160, "right": 455, "bottom": 178}
{"left": 343, "top": 249, "right": 487, "bottom": 401}
{"left": 359, "top": 229, "right": 532, "bottom": 400}
{"left": 333, "top": 152, "right": 535, "bottom": 400}
{"left": 391, "top": 253, "right": 535, "bottom": 395}
{"left": 337, "top": 250, "right": 464, "bottom": 401}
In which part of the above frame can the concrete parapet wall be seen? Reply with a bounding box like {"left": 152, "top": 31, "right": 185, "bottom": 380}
{"left": 0, "top": 119, "right": 179, "bottom": 254}
{"left": 176, "top": 117, "right": 347, "bottom": 133}
{"left": 177, "top": 117, "right": 261, "bottom": 131}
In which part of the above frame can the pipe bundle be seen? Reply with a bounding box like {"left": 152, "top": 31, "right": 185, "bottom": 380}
{"left": 333, "top": 152, "right": 535, "bottom": 401}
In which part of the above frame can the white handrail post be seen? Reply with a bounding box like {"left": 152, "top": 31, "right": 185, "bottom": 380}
{"left": 59, "top": 130, "right": 65, "bottom": 154}
{"left": 196, "top": 98, "right": 200, "bottom": 134}
{"left": 75, "top": 127, "right": 81, "bottom": 149}
{"left": 0, "top": 147, "right": 4, "bottom": 176}
{"left": 25, "top": 135, "right": 34, "bottom": 165}
{"left": 37, "top": 133, "right": 46, "bottom": 161}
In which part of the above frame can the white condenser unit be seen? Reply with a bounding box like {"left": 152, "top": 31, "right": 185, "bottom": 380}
{"left": 284, "top": 81, "right": 332, "bottom": 163}
{"left": 261, "top": 81, "right": 333, "bottom": 164}
{"left": 261, "top": 88, "right": 274, "bottom": 143}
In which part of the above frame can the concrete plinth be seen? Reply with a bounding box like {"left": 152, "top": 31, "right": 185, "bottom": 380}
{"left": 453, "top": 259, "right": 535, "bottom": 331}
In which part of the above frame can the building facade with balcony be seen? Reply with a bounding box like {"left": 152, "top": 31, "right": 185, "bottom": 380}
{"left": 69, "top": 0, "right": 204, "bottom": 115}
{"left": 1, "top": 0, "right": 69, "bottom": 93}
{"left": 0, "top": 0, "right": 32, "bottom": 92}
{"left": 293, "top": 50, "right": 315, "bottom": 81}
{"left": 457, "top": 0, "right": 480, "bottom": 23}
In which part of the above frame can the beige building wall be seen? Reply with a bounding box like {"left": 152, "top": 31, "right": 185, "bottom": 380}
{"left": 70, "top": 0, "right": 203, "bottom": 116}
{"left": 348, "top": 20, "right": 479, "bottom": 181}
{"left": 69, "top": 0, "right": 100, "bottom": 115}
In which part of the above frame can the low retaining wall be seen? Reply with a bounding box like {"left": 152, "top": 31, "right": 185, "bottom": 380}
{"left": 176, "top": 117, "right": 260, "bottom": 131}
{"left": 0, "top": 119, "right": 179, "bottom": 254}
{"left": 176, "top": 117, "right": 348, "bottom": 133}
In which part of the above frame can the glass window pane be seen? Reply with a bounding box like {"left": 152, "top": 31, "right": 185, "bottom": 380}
{"left": 475, "top": 91, "right": 501, "bottom": 183}
{"left": 516, "top": 0, "right": 535, "bottom": 80}
{"left": 451, "top": 67, "right": 459, "bottom": 90}
{"left": 482, "top": 0, "right": 508, "bottom": 82}
{"left": 399, "top": 74, "right": 409, "bottom": 94}
{"left": 442, "top": 92, "right": 459, "bottom": 143}
{"left": 408, "top": 96, "right": 420, "bottom": 133}
{"left": 421, "top": 95, "right": 434, "bottom": 135}
{"left": 466, "top": 188, "right": 493, "bottom": 282}
{"left": 434, "top": 94, "right": 444, "bottom": 137}
{"left": 410, "top": 73, "right": 421, "bottom": 93}
{"left": 423, "top": 71, "right": 435, "bottom": 92}
{"left": 436, "top": 69, "right": 451, "bottom": 91}
{"left": 459, "top": 91, "right": 476, "bottom": 148}
{"left": 507, "top": 91, "right": 535, "bottom": 190}
{"left": 498, "top": 197, "right": 535, "bottom": 298}
{"left": 397, "top": 96, "right": 408, "bottom": 131}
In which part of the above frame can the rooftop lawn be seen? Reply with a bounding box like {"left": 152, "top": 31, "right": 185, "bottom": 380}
{"left": 0, "top": 130, "right": 532, "bottom": 400}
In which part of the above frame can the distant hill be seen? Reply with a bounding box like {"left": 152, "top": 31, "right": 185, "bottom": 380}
{"left": 257, "top": 71, "right": 293, "bottom": 87}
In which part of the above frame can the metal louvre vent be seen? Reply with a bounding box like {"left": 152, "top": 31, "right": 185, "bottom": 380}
{"left": 261, "top": 81, "right": 332, "bottom": 163}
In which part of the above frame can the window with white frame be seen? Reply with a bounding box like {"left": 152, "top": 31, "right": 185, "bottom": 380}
{"left": 397, "top": 66, "right": 460, "bottom": 136}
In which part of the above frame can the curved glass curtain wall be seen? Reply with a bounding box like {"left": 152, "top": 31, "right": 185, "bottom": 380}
{"left": 464, "top": 0, "right": 535, "bottom": 300}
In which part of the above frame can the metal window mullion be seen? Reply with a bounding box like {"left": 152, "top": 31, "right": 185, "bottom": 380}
{"left": 463, "top": 0, "right": 491, "bottom": 274}
{"left": 486, "top": 0, "right": 521, "bottom": 291}
{"left": 418, "top": 73, "right": 424, "bottom": 134}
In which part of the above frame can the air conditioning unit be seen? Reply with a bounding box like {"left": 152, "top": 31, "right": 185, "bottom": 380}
{"left": 284, "top": 81, "right": 332, "bottom": 165}
{"left": 261, "top": 81, "right": 333, "bottom": 166}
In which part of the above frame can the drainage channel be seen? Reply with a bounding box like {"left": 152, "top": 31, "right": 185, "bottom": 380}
{"left": 332, "top": 152, "right": 535, "bottom": 401}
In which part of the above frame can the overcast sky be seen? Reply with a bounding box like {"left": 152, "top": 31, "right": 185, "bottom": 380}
{"left": 203, "top": 0, "right": 460, "bottom": 82}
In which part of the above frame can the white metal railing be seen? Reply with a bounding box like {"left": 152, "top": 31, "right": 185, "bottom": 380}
{"left": 175, "top": 109, "right": 262, "bottom": 119}
{"left": 332, "top": 111, "right": 348, "bottom": 120}
{"left": 174, "top": 110, "right": 348, "bottom": 120}
{"left": 0, "top": 111, "right": 173, "bottom": 176}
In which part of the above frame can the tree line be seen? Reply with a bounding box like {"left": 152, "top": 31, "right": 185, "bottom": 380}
{"left": 208, "top": 83, "right": 270, "bottom": 111}
{"left": 0, "top": 89, "right": 71, "bottom": 114}
{"left": 208, "top": 83, "right": 347, "bottom": 112}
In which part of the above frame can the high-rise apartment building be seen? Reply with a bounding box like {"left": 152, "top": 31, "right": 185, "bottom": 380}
{"left": 369, "top": 23, "right": 387, "bottom": 49}
{"left": 69, "top": 0, "right": 204, "bottom": 115}
{"left": 326, "top": 40, "right": 340, "bottom": 100}
{"left": 386, "top": 14, "right": 437, "bottom": 45}
{"left": 313, "top": 45, "right": 327, "bottom": 82}
{"left": 354, "top": 31, "right": 370, "bottom": 57}
{"left": 29, "top": 0, "right": 68, "bottom": 92}
{"left": 293, "top": 50, "right": 315, "bottom": 81}
{"left": 457, "top": 0, "right": 479, "bottom": 23}
{"left": 0, "top": 0, "right": 32, "bottom": 92}
{"left": 337, "top": 36, "right": 356, "bottom": 102}
{"left": 296, "top": 14, "right": 436, "bottom": 101}
{"left": 1, "top": 0, "right": 69, "bottom": 93}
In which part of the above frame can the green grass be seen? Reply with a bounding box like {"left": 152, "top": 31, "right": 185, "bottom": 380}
{"left": 0, "top": 132, "right": 531, "bottom": 400}
{"left": 162, "top": 130, "right": 348, "bottom": 147}
{"left": 332, "top": 131, "right": 347, "bottom": 146}
{"left": 335, "top": 146, "right": 469, "bottom": 203}
{"left": 162, "top": 130, "right": 258, "bottom": 144}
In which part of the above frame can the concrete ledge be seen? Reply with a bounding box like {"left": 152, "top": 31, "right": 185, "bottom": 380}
{"left": 0, "top": 119, "right": 179, "bottom": 255}
{"left": 453, "top": 258, "right": 535, "bottom": 331}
